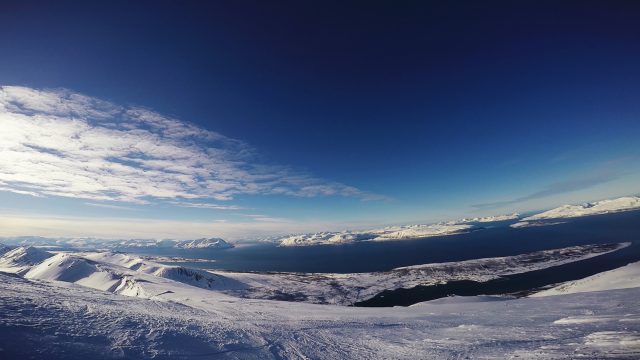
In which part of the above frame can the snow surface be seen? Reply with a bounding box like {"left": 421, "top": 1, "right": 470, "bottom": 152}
{"left": 0, "top": 248, "right": 242, "bottom": 298}
{"left": 532, "top": 260, "right": 640, "bottom": 297}
{"left": 1, "top": 270, "right": 639, "bottom": 359}
{"left": 0, "top": 245, "right": 53, "bottom": 274}
{"left": 512, "top": 196, "right": 640, "bottom": 228}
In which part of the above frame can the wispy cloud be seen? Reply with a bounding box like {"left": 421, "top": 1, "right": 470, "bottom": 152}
{"left": 473, "top": 160, "right": 630, "bottom": 210}
{"left": 240, "top": 214, "right": 290, "bottom": 222}
{"left": 0, "top": 212, "right": 361, "bottom": 241}
{"left": 0, "top": 86, "right": 383, "bottom": 205}
{"left": 170, "top": 201, "right": 245, "bottom": 211}
{"left": 84, "top": 202, "right": 138, "bottom": 211}
{"left": 0, "top": 185, "right": 43, "bottom": 197}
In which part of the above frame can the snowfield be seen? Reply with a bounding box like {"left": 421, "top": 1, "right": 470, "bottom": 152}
{"left": 0, "top": 242, "right": 639, "bottom": 359}
{"left": 1, "top": 271, "right": 639, "bottom": 359}
{"left": 512, "top": 196, "right": 640, "bottom": 228}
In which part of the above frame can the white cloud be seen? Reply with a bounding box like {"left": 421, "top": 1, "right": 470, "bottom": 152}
{"left": 0, "top": 85, "right": 383, "bottom": 205}
{"left": 84, "top": 202, "right": 138, "bottom": 211}
{"left": 241, "top": 214, "right": 290, "bottom": 222}
{"left": 170, "top": 201, "right": 245, "bottom": 211}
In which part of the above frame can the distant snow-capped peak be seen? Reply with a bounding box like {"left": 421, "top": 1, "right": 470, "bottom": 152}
{"left": 174, "top": 238, "right": 234, "bottom": 249}
{"left": 511, "top": 196, "right": 640, "bottom": 228}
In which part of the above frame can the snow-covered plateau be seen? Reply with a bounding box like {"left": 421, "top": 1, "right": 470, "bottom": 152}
{"left": 512, "top": 196, "right": 640, "bottom": 228}
{"left": 1, "top": 241, "right": 639, "bottom": 359}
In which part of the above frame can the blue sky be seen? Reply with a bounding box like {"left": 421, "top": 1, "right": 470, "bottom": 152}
{"left": 0, "top": 1, "right": 639, "bottom": 240}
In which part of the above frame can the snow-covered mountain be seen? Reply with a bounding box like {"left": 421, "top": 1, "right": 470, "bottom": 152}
{"left": 0, "top": 246, "right": 239, "bottom": 299}
{"left": 174, "top": 238, "right": 234, "bottom": 249}
{"left": 274, "top": 212, "right": 523, "bottom": 246}
{"left": 512, "top": 196, "right": 640, "bottom": 228}
{"left": 458, "top": 212, "right": 520, "bottom": 223}
{"left": 0, "top": 245, "right": 53, "bottom": 274}
{"left": 278, "top": 223, "right": 474, "bottom": 246}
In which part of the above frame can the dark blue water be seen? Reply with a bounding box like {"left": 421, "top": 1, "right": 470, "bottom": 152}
{"left": 356, "top": 240, "right": 640, "bottom": 306}
{"left": 122, "top": 210, "right": 640, "bottom": 274}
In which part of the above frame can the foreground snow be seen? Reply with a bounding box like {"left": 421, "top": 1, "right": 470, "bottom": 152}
{"left": 532, "top": 260, "right": 640, "bottom": 297}
{"left": 512, "top": 196, "right": 640, "bottom": 228}
{"left": 1, "top": 270, "right": 639, "bottom": 359}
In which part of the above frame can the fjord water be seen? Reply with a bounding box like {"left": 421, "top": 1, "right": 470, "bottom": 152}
{"left": 355, "top": 240, "right": 640, "bottom": 306}
{"left": 131, "top": 210, "right": 640, "bottom": 274}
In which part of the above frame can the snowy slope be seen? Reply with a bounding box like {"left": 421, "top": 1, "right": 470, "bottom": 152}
{"left": 532, "top": 260, "right": 640, "bottom": 297}
{"left": 83, "top": 251, "right": 244, "bottom": 290}
{"left": 24, "top": 253, "right": 124, "bottom": 292}
{"left": 0, "top": 246, "right": 53, "bottom": 274}
{"left": 0, "top": 243, "right": 12, "bottom": 256}
{"left": 0, "top": 247, "right": 242, "bottom": 299}
{"left": 1, "top": 270, "right": 639, "bottom": 359}
{"left": 512, "top": 196, "right": 640, "bottom": 228}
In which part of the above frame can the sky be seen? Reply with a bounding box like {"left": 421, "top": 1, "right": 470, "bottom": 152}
{"left": 0, "top": 1, "right": 639, "bottom": 240}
